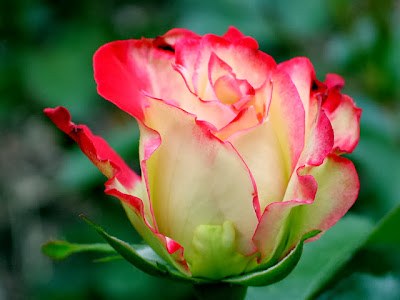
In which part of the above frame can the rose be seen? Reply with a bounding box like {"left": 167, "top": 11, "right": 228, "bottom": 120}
{"left": 45, "top": 27, "right": 361, "bottom": 280}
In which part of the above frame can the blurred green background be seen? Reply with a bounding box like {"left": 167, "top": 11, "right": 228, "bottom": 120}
{"left": 1, "top": 0, "right": 399, "bottom": 299}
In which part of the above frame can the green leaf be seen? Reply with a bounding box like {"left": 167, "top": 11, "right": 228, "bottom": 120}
{"left": 42, "top": 240, "right": 116, "bottom": 260}
{"left": 80, "top": 215, "right": 211, "bottom": 284}
{"left": 222, "top": 230, "right": 321, "bottom": 286}
{"left": 365, "top": 203, "right": 400, "bottom": 248}
{"left": 245, "top": 214, "right": 374, "bottom": 299}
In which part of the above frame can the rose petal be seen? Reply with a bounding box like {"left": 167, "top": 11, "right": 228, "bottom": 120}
{"left": 140, "top": 98, "right": 259, "bottom": 258}
{"left": 176, "top": 33, "right": 276, "bottom": 101}
{"left": 229, "top": 70, "right": 305, "bottom": 214}
{"left": 253, "top": 154, "right": 359, "bottom": 263}
{"left": 107, "top": 187, "right": 191, "bottom": 275}
{"left": 268, "top": 69, "right": 305, "bottom": 174}
{"left": 325, "top": 73, "right": 345, "bottom": 89}
{"left": 229, "top": 119, "right": 289, "bottom": 214}
{"left": 298, "top": 101, "right": 334, "bottom": 167}
{"left": 221, "top": 26, "right": 246, "bottom": 42}
{"left": 157, "top": 28, "right": 201, "bottom": 48}
{"left": 44, "top": 107, "right": 139, "bottom": 188}
{"left": 94, "top": 37, "right": 238, "bottom": 130}
{"left": 44, "top": 106, "right": 191, "bottom": 275}
{"left": 216, "top": 106, "right": 259, "bottom": 141}
{"left": 323, "top": 78, "right": 362, "bottom": 154}
{"left": 278, "top": 57, "right": 326, "bottom": 140}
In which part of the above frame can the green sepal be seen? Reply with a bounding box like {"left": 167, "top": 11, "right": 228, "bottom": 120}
{"left": 42, "top": 240, "right": 116, "bottom": 260}
{"left": 222, "top": 230, "right": 321, "bottom": 286}
{"left": 80, "top": 215, "right": 211, "bottom": 284}
{"left": 93, "top": 255, "right": 124, "bottom": 263}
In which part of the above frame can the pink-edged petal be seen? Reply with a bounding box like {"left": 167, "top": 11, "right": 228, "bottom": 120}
{"left": 215, "top": 106, "right": 259, "bottom": 141}
{"left": 106, "top": 187, "right": 191, "bottom": 275}
{"left": 202, "top": 35, "right": 276, "bottom": 89}
{"left": 208, "top": 52, "right": 232, "bottom": 84}
{"left": 174, "top": 38, "right": 201, "bottom": 93}
{"left": 252, "top": 99, "right": 333, "bottom": 262}
{"left": 44, "top": 107, "right": 139, "bottom": 188}
{"left": 142, "top": 89, "right": 237, "bottom": 132}
{"left": 253, "top": 154, "right": 359, "bottom": 263}
{"left": 222, "top": 27, "right": 259, "bottom": 50}
{"left": 325, "top": 73, "right": 345, "bottom": 89}
{"left": 244, "top": 79, "right": 273, "bottom": 120}
{"left": 323, "top": 76, "right": 362, "bottom": 154}
{"left": 94, "top": 37, "right": 238, "bottom": 131}
{"left": 298, "top": 100, "right": 334, "bottom": 167}
{"left": 268, "top": 69, "right": 305, "bottom": 174}
{"left": 155, "top": 28, "right": 201, "bottom": 48}
{"left": 140, "top": 98, "right": 259, "bottom": 263}
{"left": 212, "top": 79, "right": 273, "bottom": 142}
{"left": 278, "top": 57, "right": 327, "bottom": 139}
{"left": 281, "top": 106, "right": 332, "bottom": 207}
{"left": 177, "top": 33, "right": 276, "bottom": 100}
{"left": 229, "top": 118, "right": 289, "bottom": 214}
{"left": 228, "top": 71, "right": 305, "bottom": 214}
{"left": 94, "top": 38, "right": 188, "bottom": 121}
{"left": 207, "top": 53, "right": 255, "bottom": 107}
{"left": 221, "top": 26, "right": 246, "bottom": 42}
{"left": 44, "top": 106, "right": 191, "bottom": 275}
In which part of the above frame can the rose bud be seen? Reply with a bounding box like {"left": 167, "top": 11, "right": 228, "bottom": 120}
{"left": 45, "top": 27, "right": 361, "bottom": 283}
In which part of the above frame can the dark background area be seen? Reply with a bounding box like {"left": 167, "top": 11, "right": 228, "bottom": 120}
{"left": 1, "top": 0, "right": 399, "bottom": 299}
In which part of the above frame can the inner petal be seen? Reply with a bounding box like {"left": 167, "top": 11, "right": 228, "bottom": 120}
{"left": 214, "top": 74, "right": 241, "bottom": 104}
{"left": 209, "top": 52, "right": 255, "bottom": 107}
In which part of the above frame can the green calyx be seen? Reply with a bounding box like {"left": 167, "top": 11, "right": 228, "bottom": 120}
{"left": 188, "top": 220, "right": 256, "bottom": 279}
{"left": 42, "top": 215, "right": 320, "bottom": 287}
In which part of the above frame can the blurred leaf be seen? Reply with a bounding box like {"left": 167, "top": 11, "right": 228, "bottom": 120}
{"left": 42, "top": 240, "right": 115, "bottom": 260}
{"left": 318, "top": 272, "right": 400, "bottom": 300}
{"left": 21, "top": 23, "right": 105, "bottom": 118}
{"left": 366, "top": 203, "right": 400, "bottom": 248}
{"left": 348, "top": 96, "right": 400, "bottom": 220}
{"left": 223, "top": 230, "right": 321, "bottom": 286}
{"left": 245, "top": 214, "right": 374, "bottom": 299}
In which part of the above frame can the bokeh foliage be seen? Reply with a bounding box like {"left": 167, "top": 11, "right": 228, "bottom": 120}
{"left": 0, "top": 0, "right": 399, "bottom": 299}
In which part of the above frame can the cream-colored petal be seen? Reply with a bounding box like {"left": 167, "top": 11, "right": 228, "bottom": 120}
{"left": 140, "top": 98, "right": 259, "bottom": 261}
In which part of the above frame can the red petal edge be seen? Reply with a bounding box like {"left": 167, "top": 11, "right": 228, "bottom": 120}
{"left": 44, "top": 106, "right": 190, "bottom": 275}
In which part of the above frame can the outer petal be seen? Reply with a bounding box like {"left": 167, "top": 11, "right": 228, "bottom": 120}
{"left": 251, "top": 95, "right": 335, "bottom": 263}
{"left": 278, "top": 58, "right": 315, "bottom": 116}
{"left": 221, "top": 26, "right": 246, "bottom": 42}
{"left": 94, "top": 38, "right": 191, "bottom": 121}
{"left": 229, "top": 70, "right": 305, "bottom": 214}
{"left": 268, "top": 69, "right": 305, "bottom": 175}
{"left": 155, "top": 28, "right": 201, "bottom": 48}
{"left": 44, "top": 106, "right": 191, "bottom": 275}
{"left": 229, "top": 119, "right": 288, "bottom": 214}
{"left": 253, "top": 154, "right": 359, "bottom": 264}
{"left": 95, "top": 36, "right": 237, "bottom": 131}
{"left": 297, "top": 101, "right": 334, "bottom": 167}
{"left": 323, "top": 74, "right": 362, "bottom": 154}
{"left": 140, "top": 98, "right": 259, "bottom": 274}
{"left": 107, "top": 185, "right": 191, "bottom": 275}
{"left": 43, "top": 107, "right": 139, "bottom": 188}
{"left": 278, "top": 57, "right": 327, "bottom": 140}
